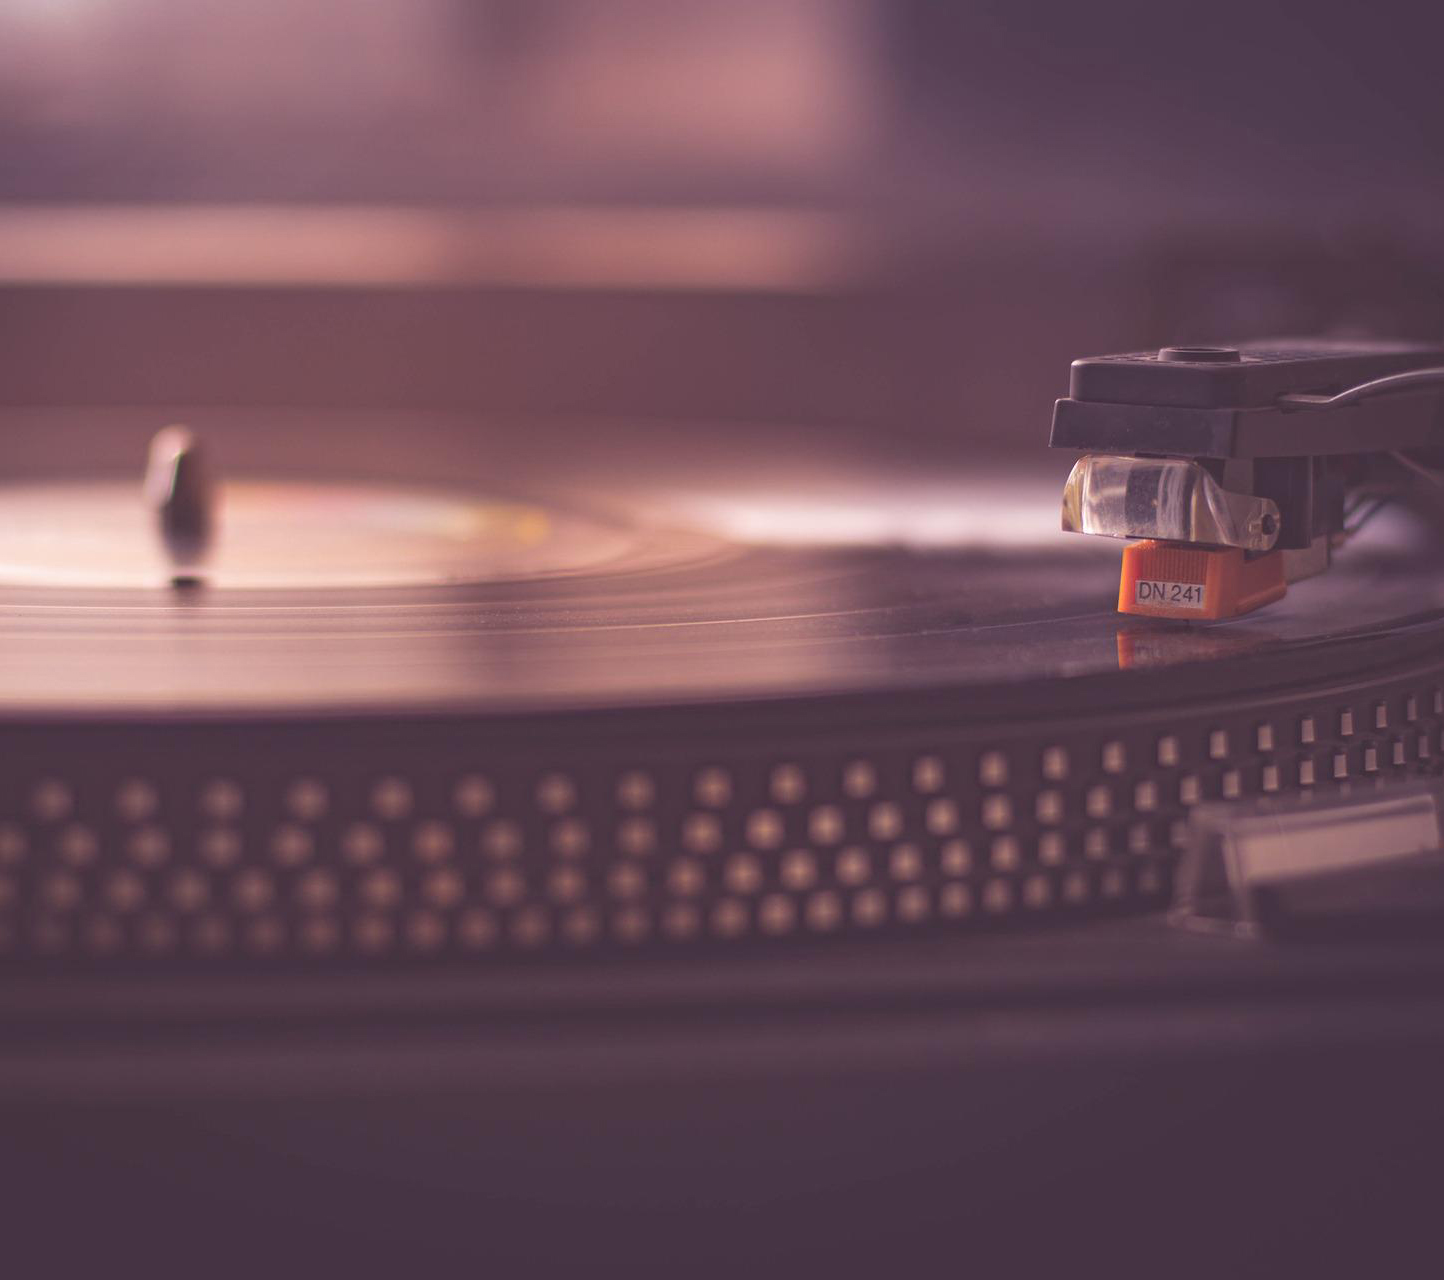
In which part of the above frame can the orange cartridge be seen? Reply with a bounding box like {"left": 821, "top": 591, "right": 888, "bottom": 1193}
{"left": 1118, "top": 539, "right": 1286, "bottom": 620}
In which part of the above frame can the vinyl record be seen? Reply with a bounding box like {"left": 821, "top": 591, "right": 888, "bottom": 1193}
{"left": 0, "top": 423, "right": 1442, "bottom": 965}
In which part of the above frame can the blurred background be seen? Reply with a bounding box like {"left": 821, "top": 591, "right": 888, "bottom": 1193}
{"left": 6, "top": 9, "right": 1444, "bottom": 1270}
{"left": 2, "top": 0, "right": 1444, "bottom": 467}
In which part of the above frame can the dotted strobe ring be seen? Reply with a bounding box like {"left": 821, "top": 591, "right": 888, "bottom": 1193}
{"left": 0, "top": 669, "right": 1441, "bottom": 966}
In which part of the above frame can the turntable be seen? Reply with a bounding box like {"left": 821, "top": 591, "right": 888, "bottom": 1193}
{"left": 8, "top": 3, "right": 1444, "bottom": 1269}
{"left": 5, "top": 348, "right": 1444, "bottom": 1279}
{"left": 3, "top": 338, "right": 1444, "bottom": 967}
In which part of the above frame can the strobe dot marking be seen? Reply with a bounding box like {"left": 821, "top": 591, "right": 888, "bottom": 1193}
{"left": 116, "top": 779, "right": 159, "bottom": 823}
{"left": 616, "top": 771, "right": 655, "bottom": 811}
{"left": 975, "top": 752, "right": 1006, "bottom": 788}
{"left": 454, "top": 775, "right": 496, "bottom": 818}
{"left": 370, "top": 777, "right": 413, "bottom": 820}
{"left": 200, "top": 779, "right": 244, "bottom": 821}
{"left": 32, "top": 780, "right": 73, "bottom": 823}
{"left": 286, "top": 779, "right": 328, "bottom": 821}
{"left": 1041, "top": 747, "right": 1069, "bottom": 781}
{"left": 536, "top": 773, "right": 576, "bottom": 815}
{"left": 842, "top": 761, "right": 877, "bottom": 799}
{"left": 770, "top": 764, "right": 807, "bottom": 805}
{"left": 694, "top": 768, "right": 732, "bottom": 808}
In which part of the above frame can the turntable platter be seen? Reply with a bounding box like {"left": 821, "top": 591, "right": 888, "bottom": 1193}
{"left": 1, "top": 413, "right": 1443, "bottom": 966}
